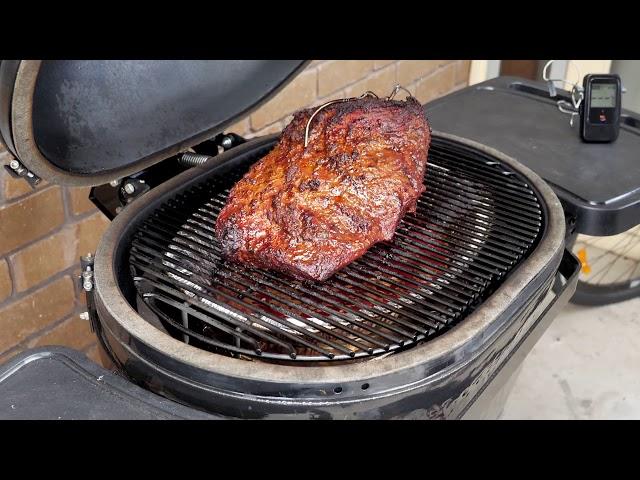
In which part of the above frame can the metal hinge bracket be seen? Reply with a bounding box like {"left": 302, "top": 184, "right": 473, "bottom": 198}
{"left": 78, "top": 253, "right": 100, "bottom": 333}
{"left": 4, "top": 158, "right": 41, "bottom": 189}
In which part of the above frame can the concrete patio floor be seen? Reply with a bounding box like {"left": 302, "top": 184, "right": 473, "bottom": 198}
{"left": 501, "top": 296, "right": 640, "bottom": 419}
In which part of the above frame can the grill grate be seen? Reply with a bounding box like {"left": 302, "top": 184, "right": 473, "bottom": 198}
{"left": 128, "top": 137, "right": 544, "bottom": 363}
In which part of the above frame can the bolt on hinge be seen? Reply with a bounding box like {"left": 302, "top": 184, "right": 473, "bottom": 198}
{"left": 78, "top": 253, "right": 101, "bottom": 334}
{"left": 4, "top": 158, "right": 41, "bottom": 189}
{"left": 79, "top": 253, "right": 95, "bottom": 292}
{"left": 220, "top": 134, "right": 234, "bottom": 150}
{"left": 82, "top": 270, "right": 94, "bottom": 291}
{"left": 119, "top": 178, "right": 150, "bottom": 204}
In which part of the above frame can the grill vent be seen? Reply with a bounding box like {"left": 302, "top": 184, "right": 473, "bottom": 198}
{"left": 129, "top": 137, "right": 544, "bottom": 363}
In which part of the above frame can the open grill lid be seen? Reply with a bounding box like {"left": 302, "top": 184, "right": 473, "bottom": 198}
{"left": 0, "top": 60, "right": 308, "bottom": 186}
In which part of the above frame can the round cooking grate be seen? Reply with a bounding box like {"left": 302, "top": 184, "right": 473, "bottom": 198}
{"left": 128, "top": 137, "right": 544, "bottom": 363}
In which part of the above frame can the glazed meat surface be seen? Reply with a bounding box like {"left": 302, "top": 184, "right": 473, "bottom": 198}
{"left": 215, "top": 95, "right": 431, "bottom": 281}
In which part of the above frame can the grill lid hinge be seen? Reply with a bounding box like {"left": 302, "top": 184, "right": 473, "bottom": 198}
{"left": 87, "top": 132, "right": 247, "bottom": 220}
{"left": 4, "top": 158, "right": 41, "bottom": 190}
{"left": 78, "top": 253, "right": 126, "bottom": 372}
{"left": 79, "top": 253, "right": 99, "bottom": 333}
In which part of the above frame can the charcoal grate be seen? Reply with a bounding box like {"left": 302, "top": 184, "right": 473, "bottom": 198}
{"left": 128, "top": 137, "right": 544, "bottom": 363}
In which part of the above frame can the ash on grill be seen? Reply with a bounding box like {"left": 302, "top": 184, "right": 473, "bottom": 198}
{"left": 129, "top": 137, "right": 544, "bottom": 364}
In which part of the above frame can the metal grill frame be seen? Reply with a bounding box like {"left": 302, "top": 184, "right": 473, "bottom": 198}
{"left": 127, "top": 136, "right": 545, "bottom": 363}
{"left": 92, "top": 132, "right": 566, "bottom": 406}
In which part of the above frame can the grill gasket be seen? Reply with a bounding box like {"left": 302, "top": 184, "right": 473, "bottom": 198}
{"left": 129, "top": 137, "right": 544, "bottom": 363}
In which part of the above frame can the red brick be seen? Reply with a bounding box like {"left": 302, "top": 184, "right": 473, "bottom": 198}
{"left": 414, "top": 63, "right": 457, "bottom": 105}
{"left": 343, "top": 65, "right": 397, "bottom": 98}
{"left": 1, "top": 168, "right": 48, "bottom": 201}
{"left": 455, "top": 60, "right": 471, "bottom": 85}
{"left": 27, "top": 314, "right": 96, "bottom": 351}
{"left": 374, "top": 60, "right": 395, "bottom": 70}
{"left": 10, "top": 227, "right": 76, "bottom": 292}
{"left": 318, "top": 60, "right": 374, "bottom": 97}
{"left": 75, "top": 212, "right": 110, "bottom": 260}
{"left": 2, "top": 171, "right": 32, "bottom": 200}
{"left": 250, "top": 69, "right": 317, "bottom": 130}
{"left": 226, "top": 118, "right": 250, "bottom": 137}
{"left": 9, "top": 211, "right": 109, "bottom": 292}
{"left": 84, "top": 342, "right": 107, "bottom": 367}
{"left": 404, "top": 83, "right": 418, "bottom": 96}
{"left": 0, "top": 347, "right": 22, "bottom": 367}
{"left": 85, "top": 342, "right": 116, "bottom": 369}
{"left": 0, "top": 149, "right": 48, "bottom": 200}
{"left": 249, "top": 121, "right": 284, "bottom": 138}
{"left": 397, "top": 60, "right": 443, "bottom": 86}
{"left": 67, "top": 187, "right": 95, "bottom": 216}
{"left": 0, "top": 259, "right": 10, "bottom": 302}
{"left": 0, "top": 187, "right": 65, "bottom": 256}
{"left": 0, "top": 276, "right": 75, "bottom": 354}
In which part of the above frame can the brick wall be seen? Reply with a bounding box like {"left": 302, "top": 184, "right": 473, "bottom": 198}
{"left": 227, "top": 60, "right": 471, "bottom": 138}
{"left": 0, "top": 60, "right": 470, "bottom": 368}
{"left": 0, "top": 159, "right": 109, "bottom": 366}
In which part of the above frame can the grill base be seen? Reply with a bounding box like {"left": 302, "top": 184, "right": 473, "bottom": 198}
{"left": 96, "top": 263, "right": 574, "bottom": 419}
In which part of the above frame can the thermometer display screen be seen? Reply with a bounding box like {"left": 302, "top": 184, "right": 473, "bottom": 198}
{"left": 590, "top": 83, "right": 617, "bottom": 108}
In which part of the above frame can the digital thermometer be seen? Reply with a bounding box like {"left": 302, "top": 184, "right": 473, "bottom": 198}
{"left": 580, "top": 74, "right": 621, "bottom": 143}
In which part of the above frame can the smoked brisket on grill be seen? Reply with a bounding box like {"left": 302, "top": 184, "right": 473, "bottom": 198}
{"left": 215, "top": 95, "right": 431, "bottom": 281}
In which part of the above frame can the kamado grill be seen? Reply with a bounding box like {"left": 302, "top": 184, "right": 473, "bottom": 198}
{"left": 0, "top": 61, "right": 579, "bottom": 419}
